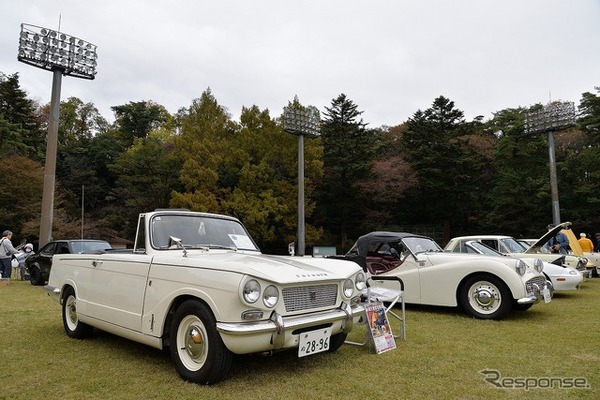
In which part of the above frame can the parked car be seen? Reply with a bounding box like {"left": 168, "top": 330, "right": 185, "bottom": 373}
{"left": 26, "top": 239, "right": 112, "bottom": 286}
{"left": 444, "top": 239, "right": 583, "bottom": 291}
{"left": 337, "top": 231, "right": 552, "bottom": 320}
{"left": 445, "top": 223, "right": 590, "bottom": 278}
{"left": 44, "top": 210, "right": 366, "bottom": 384}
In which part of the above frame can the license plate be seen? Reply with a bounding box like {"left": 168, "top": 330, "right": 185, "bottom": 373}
{"left": 542, "top": 287, "right": 552, "bottom": 303}
{"left": 298, "top": 328, "right": 331, "bottom": 357}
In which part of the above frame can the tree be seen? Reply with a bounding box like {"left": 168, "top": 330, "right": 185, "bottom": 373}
{"left": 171, "top": 88, "right": 238, "bottom": 213}
{"left": 108, "top": 129, "right": 183, "bottom": 238}
{"left": 317, "top": 94, "right": 379, "bottom": 249}
{"left": 578, "top": 87, "right": 600, "bottom": 140}
{"left": 0, "top": 72, "right": 45, "bottom": 160}
{"left": 357, "top": 123, "right": 417, "bottom": 230}
{"left": 482, "top": 108, "right": 549, "bottom": 236}
{"left": 400, "top": 96, "right": 492, "bottom": 240}
{"left": 111, "top": 100, "right": 174, "bottom": 146}
{"left": 0, "top": 155, "right": 44, "bottom": 241}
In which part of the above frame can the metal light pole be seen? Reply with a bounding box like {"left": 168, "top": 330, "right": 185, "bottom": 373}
{"left": 525, "top": 101, "right": 576, "bottom": 225}
{"left": 18, "top": 23, "right": 97, "bottom": 246}
{"left": 283, "top": 101, "right": 321, "bottom": 256}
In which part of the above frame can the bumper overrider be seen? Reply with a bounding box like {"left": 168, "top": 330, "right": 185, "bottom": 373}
{"left": 517, "top": 279, "right": 554, "bottom": 305}
{"left": 44, "top": 285, "right": 61, "bottom": 303}
{"left": 216, "top": 302, "right": 364, "bottom": 354}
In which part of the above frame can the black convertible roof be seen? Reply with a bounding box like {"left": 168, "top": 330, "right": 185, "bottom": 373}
{"left": 353, "top": 231, "right": 429, "bottom": 257}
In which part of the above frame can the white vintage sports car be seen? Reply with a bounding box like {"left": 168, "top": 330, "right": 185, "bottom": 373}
{"left": 339, "top": 232, "right": 552, "bottom": 320}
{"left": 445, "top": 223, "right": 591, "bottom": 278}
{"left": 444, "top": 239, "right": 583, "bottom": 291}
{"left": 45, "top": 210, "right": 366, "bottom": 384}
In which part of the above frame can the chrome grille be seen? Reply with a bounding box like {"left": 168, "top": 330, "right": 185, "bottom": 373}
{"left": 282, "top": 284, "right": 338, "bottom": 312}
{"left": 526, "top": 276, "right": 546, "bottom": 296}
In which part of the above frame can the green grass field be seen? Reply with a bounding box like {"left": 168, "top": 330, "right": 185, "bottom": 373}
{"left": 1, "top": 278, "right": 598, "bottom": 400}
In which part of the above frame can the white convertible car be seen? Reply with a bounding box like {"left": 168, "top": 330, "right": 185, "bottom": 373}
{"left": 338, "top": 231, "right": 553, "bottom": 320}
{"left": 444, "top": 239, "right": 583, "bottom": 291}
{"left": 45, "top": 210, "right": 366, "bottom": 384}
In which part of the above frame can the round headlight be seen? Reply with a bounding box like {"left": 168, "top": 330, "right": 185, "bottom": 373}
{"left": 262, "top": 285, "right": 279, "bottom": 308}
{"left": 243, "top": 279, "right": 261, "bottom": 303}
{"left": 516, "top": 260, "right": 526, "bottom": 276}
{"left": 343, "top": 278, "right": 354, "bottom": 298}
{"left": 534, "top": 258, "right": 544, "bottom": 272}
{"left": 355, "top": 272, "right": 366, "bottom": 291}
{"left": 569, "top": 269, "right": 579, "bottom": 276}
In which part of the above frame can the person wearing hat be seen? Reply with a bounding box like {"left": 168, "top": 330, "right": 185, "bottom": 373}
{"left": 0, "top": 230, "right": 19, "bottom": 280}
{"left": 578, "top": 232, "right": 594, "bottom": 253}
{"left": 545, "top": 224, "right": 569, "bottom": 254}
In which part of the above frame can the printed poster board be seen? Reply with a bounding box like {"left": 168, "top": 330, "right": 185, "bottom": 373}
{"left": 365, "top": 302, "right": 397, "bottom": 354}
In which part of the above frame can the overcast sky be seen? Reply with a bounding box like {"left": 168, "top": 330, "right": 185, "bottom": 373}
{"left": 1, "top": 0, "right": 598, "bottom": 128}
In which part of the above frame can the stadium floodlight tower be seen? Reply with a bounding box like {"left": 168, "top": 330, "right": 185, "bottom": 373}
{"left": 525, "top": 101, "right": 576, "bottom": 225}
{"left": 17, "top": 23, "right": 98, "bottom": 247}
{"left": 283, "top": 100, "right": 321, "bottom": 257}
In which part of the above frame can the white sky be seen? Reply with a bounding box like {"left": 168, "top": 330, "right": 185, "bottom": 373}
{"left": 1, "top": 0, "right": 598, "bottom": 128}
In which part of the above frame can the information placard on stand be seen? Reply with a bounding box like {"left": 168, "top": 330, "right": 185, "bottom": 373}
{"left": 365, "top": 302, "right": 397, "bottom": 354}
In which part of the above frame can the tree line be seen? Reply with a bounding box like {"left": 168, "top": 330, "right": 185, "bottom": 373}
{"left": 1, "top": 71, "right": 599, "bottom": 253}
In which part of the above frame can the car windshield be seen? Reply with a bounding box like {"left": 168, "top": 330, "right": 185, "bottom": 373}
{"left": 71, "top": 241, "right": 111, "bottom": 253}
{"left": 403, "top": 237, "right": 443, "bottom": 255}
{"left": 467, "top": 241, "right": 505, "bottom": 256}
{"left": 150, "top": 214, "right": 259, "bottom": 251}
{"left": 500, "top": 238, "right": 528, "bottom": 253}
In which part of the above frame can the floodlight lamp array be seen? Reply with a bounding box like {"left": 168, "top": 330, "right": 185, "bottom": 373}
{"left": 525, "top": 101, "right": 576, "bottom": 134}
{"left": 17, "top": 23, "right": 97, "bottom": 80}
{"left": 283, "top": 105, "right": 321, "bottom": 137}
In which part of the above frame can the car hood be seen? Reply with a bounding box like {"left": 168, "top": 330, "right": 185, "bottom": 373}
{"left": 154, "top": 251, "right": 361, "bottom": 285}
{"left": 524, "top": 222, "right": 572, "bottom": 254}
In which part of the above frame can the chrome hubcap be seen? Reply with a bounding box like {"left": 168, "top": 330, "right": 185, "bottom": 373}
{"left": 473, "top": 287, "right": 496, "bottom": 308}
{"left": 185, "top": 325, "right": 206, "bottom": 360}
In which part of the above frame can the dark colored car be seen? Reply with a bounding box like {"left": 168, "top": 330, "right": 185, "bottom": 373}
{"left": 27, "top": 239, "right": 112, "bottom": 285}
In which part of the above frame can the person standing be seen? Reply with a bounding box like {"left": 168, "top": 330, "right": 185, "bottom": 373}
{"left": 594, "top": 233, "right": 600, "bottom": 252}
{"left": 0, "top": 230, "right": 19, "bottom": 280}
{"left": 578, "top": 233, "right": 594, "bottom": 253}
{"left": 545, "top": 224, "right": 569, "bottom": 254}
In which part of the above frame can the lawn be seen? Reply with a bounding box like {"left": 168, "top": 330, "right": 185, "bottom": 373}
{"left": 1, "top": 278, "right": 598, "bottom": 400}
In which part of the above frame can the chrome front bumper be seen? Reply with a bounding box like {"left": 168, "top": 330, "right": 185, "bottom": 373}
{"left": 216, "top": 302, "right": 364, "bottom": 354}
{"left": 517, "top": 279, "right": 553, "bottom": 305}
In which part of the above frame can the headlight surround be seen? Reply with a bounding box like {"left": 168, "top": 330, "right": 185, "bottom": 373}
{"left": 355, "top": 272, "right": 366, "bottom": 291}
{"left": 569, "top": 269, "right": 579, "bottom": 276}
{"left": 343, "top": 278, "right": 354, "bottom": 298}
{"left": 534, "top": 258, "right": 544, "bottom": 272}
{"left": 262, "top": 285, "right": 279, "bottom": 308}
{"left": 516, "top": 259, "right": 526, "bottom": 276}
{"left": 243, "top": 279, "right": 261, "bottom": 303}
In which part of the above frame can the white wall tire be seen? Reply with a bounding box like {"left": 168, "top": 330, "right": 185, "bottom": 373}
{"left": 61, "top": 286, "right": 92, "bottom": 339}
{"left": 169, "top": 300, "right": 232, "bottom": 384}
{"left": 459, "top": 274, "right": 512, "bottom": 320}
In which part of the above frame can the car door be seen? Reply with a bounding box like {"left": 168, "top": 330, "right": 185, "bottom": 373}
{"left": 84, "top": 252, "right": 152, "bottom": 332}
{"left": 36, "top": 241, "right": 63, "bottom": 278}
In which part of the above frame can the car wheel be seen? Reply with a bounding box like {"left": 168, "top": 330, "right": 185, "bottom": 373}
{"left": 29, "top": 265, "right": 44, "bottom": 286}
{"left": 327, "top": 332, "right": 348, "bottom": 353}
{"left": 459, "top": 274, "right": 512, "bottom": 320}
{"left": 62, "top": 286, "right": 92, "bottom": 339}
{"left": 169, "top": 299, "right": 232, "bottom": 385}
